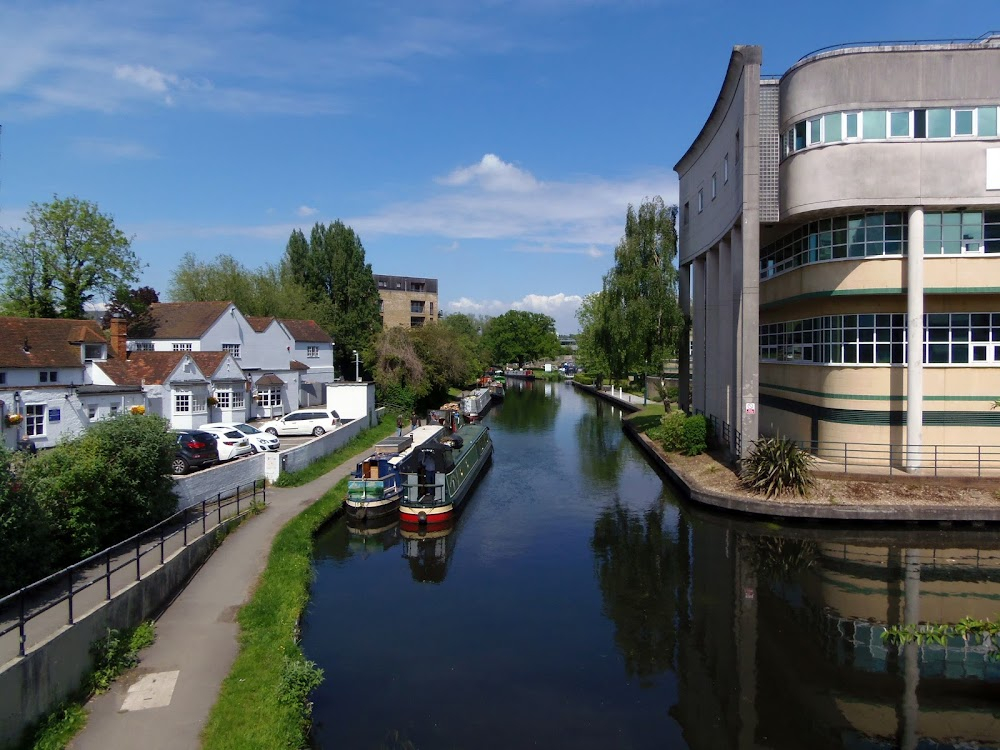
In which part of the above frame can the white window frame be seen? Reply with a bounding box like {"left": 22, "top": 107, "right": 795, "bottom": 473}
{"left": 723, "top": 154, "right": 729, "bottom": 183}
{"left": 307, "top": 345, "right": 320, "bottom": 359}
{"left": 25, "top": 404, "right": 45, "bottom": 437}
{"left": 844, "top": 112, "right": 861, "bottom": 141}
{"left": 174, "top": 393, "right": 191, "bottom": 413}
{"left": 256, "top": 387, "right": 281, "bottom": 407}
{"left": 222, "top": 343, "right": 241, "bottom": 359}
{"left": 134, "top": 342, "right": 154, "bottom": 352}
{"left": 888, "top": 110, "right": 911, "bottom": 138}
{"left": 216, "top": 391, "right": 232, "bottom": 409}
{"left": 697, "top": 189, "right": 704, "bottom": 213}
{"left": 87, "top": 404, "right": 97, "bottom": 420}
{"left": 711, "top": 173, "right": 717, "bottom": 200}
{"left": 953, "top": 108, "right": 975, "bottom": 137}
{"left": 172, "top": 343, "right": 193, "bottom": 352}
{"left": 807, "top": 116, "right": 822, "bottom": 145}
{"left": 233, "top": 391, "right": 245, "bottom": 409}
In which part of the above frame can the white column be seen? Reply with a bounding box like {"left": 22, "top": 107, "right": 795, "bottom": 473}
{"left": 907, "top": 207, "right": 924, "bottom": 471}
{"left": 705, "top": 248, "right": 720, "bottom": 431}
{"left": 692, "top": 256, "right": 707, "bottom": 414}
{"left": 732, "top": 223, "right": 758, "bottom": 459}
{"left": 718, "top": 236, "right": 733, "bottom": 442}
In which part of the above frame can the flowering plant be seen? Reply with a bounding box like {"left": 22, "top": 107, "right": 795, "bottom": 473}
{"left": 130, "top": 405, "right": 146, "bottom": 415}
{"left": 207, "top": 396, "right": 219, "bottom": 407}
{"left": 5, "top": 413, "right": 23, "bottom": 426}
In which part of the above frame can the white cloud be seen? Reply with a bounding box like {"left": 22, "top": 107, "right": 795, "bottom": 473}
{"left": 296, "top": 205, "right": 318, "bottom": 217}
{"left": 114, "top": 64, "right": 176, "bottom": 94}
{"left": 72, "top": 137, "right": 159, "bottom": 161}
{"left": 439, "top": 154, "right": 537, "bottom": 192}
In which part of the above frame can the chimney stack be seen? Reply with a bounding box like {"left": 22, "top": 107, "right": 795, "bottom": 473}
{"left": 110, "top": 316, "right": 128, "bottom": 358}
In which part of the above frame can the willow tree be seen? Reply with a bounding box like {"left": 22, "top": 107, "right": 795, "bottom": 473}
{"left": 599, "top": 196, "right": 680, "bottom": 378}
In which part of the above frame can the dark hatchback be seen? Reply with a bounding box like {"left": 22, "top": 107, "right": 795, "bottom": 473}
{"left": 171, "top": 430, "right": 220, "bottom": 475}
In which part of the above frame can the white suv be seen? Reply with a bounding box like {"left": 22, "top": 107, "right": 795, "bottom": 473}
{"left": 198, "top": 426, "right": 254, "bottom": 461}
{"left": 201, "top": 422, "right": 280, "bottom": 453}
{"left": 260, "top": 408, "right": 341, "bottom": 437}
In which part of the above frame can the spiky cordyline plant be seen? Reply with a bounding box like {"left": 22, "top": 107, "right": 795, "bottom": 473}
{"left": 739, "top": 436, "right": 814, "bottom": 498}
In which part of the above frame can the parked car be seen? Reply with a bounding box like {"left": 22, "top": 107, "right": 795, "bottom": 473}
{"left": 201, "top": 421, "right": 280, "bottom": 453}
{"left": 171, "top": 429, "right": 220, "bottom": 475}
{"left": 259, "top": 408, "right": 341, "bottom": 437}
{"left": 199, "top": 426, "right": 254, "bottom": 462}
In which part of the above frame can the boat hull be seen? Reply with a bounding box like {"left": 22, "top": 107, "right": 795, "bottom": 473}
{"left": 344, "top": 492, "right": 402, "bottom": 521}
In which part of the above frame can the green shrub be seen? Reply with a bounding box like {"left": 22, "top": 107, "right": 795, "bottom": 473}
{"left": 667, "top": 386, "right": 679, "bottom": 401}
{"left": 680, "top": 414, "right": 707, "bottom": 456}
{"left": 739, "top": 437, "right": 815, "bottom": 497}
{"left": 573, "top": 373, "right": 595, "bottom": 386}
{"left": 658, "top": 411, "right": 687, "bottom": 452}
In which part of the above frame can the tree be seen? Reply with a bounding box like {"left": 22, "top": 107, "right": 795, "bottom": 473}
{"left": 371, "top": 327, "right": 428, "bottom": 410}
{"left": 482, "top": 310, "right": 560, "bottom": 366}
{"left": 0, "top": 196, "right": 140, "bottom": 319}
{"left": 168, "top": 253, "right": 333, "bottom": 325}
{"left": 282, "top": 222, "right": 382, "bottom": 374}
{"left": 103, "top": 285, "right": 160, "bottom": 337}
{"left": 599, "top": 196, "right": 681, "bottom": 378}
{"left": 575, "top": 292, "right": 612, "bottom": 381}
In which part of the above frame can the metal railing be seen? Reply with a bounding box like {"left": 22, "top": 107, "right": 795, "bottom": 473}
{"left": 797, "top": 32, "right": 1000, "bottom": 62}
{"left": 794, "top": 441, "right": 1000, "bottom": 477}
{"left": 0, "top": 480, "right": 265, "bottom": 661}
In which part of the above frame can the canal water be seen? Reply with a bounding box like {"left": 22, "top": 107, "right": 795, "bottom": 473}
{"left": 303, "top": 380, "right": 1000, "bottom": 749}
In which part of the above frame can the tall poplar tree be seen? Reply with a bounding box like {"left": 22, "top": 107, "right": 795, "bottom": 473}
{"left": 282, "top": 221, "right": 382, "bottom": 373}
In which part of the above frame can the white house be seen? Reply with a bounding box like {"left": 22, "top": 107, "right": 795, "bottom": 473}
{"left": 127, "top": 301, "right": 336, "bottom": 419}
{"left": 0, "top": 317, "right": 144, "bottom": 450}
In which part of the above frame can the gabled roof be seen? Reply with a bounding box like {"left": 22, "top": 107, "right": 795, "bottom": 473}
{"left": 0, "top": 316, "right": 104, "bottom": 369}
{"left": 289, "top": 360, "right": 309, "bottom": 371}
{"left": 97, "top": 352, "right": 196, "bottom": 386}
{"left": 255, "top": 373, "right": 285, "bottom": 386}
{"left": 190, "top": 351, "right": 246, "bottom": 381}
{"left": 280, "top": 318, "right": 333, "bottom": 343}
{"left": 245, "top": 316, "right": 276, "bottom": 333}
{"left": 144, "top": 301, "right": 232, "bottom": 339}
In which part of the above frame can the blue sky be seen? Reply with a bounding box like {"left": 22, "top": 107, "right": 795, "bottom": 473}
{"left": 1, "top": 1, "right": 996, "bottom": 333}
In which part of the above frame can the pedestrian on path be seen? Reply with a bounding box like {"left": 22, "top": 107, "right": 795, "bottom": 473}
{"left": 410, "top": 411, "right": 419, "bottom": 430}
{"left": 396, "top": 414, "right": 404, "bottom": 436}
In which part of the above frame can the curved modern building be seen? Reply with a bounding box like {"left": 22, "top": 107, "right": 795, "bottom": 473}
{"left": 675, "top": 35, "right": 1000, "bottom": 468}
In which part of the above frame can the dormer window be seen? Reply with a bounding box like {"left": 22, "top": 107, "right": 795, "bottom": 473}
{"left": 84, "top": 344, "right": 105, "bottom": 361}
{"left": 39, "top": 371, "right": 58, "bottom": 383}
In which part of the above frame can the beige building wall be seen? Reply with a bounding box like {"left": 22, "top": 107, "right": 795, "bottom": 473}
{"left": 374, "top": 275, "right": 440, "bottom": 329}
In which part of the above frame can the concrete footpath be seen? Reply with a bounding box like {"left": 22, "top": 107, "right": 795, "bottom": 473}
{"left": 68, "top": 435, "right": 397, "bottom": 750}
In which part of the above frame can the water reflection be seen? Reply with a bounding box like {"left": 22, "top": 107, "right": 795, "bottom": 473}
{"left": 489, "top": 377, "right": 560, "bottom": 432}
{"left": 595, "top": 504, "right": 1000, "bottom": 749}
{"left": 399, "top": 520, "right": 457, "bottom": 584}
{"left": 576, "top": 401, "right": 626, "bottom": 485}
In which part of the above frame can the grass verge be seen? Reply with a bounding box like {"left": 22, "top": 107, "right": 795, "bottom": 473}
{"left": 201, "top": 476, "right": 348, "bottom": 750}
{"left": 624, "top": 401, "right": 665, "bottom": 433}
{"left": 273, "top": 418, "right": 397, "bottom": 487}
{"left": 16, "top": 622, "right": 156, "bottom": 750}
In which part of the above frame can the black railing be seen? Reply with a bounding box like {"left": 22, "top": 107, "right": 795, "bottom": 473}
{"left": 0, "top": 480, "right": 265, "bottom": 661}
{"left": 798, "top": 33, "right": 1000, "bottom": 62}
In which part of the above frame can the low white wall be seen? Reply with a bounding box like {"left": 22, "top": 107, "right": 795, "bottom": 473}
{"left": 171, "top": 454, "right": 266, "bottom": 510}
{"left": 263, "top": 417, "right": 366, "bottom": 482}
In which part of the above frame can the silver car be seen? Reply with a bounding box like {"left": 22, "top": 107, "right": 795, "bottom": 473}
{"left": 259, "top": 409, "right": 341, "bottom": 437}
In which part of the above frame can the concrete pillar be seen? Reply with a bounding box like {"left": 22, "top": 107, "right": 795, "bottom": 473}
{"left": 692, "top": 255, "right": 707, "bottom": 415}
{"left": 906, "top": 207, "right": 924, "bottom": 471}
{"left": 732, "top": 223, "right": 759, "bottom": 458}
{"left": 718, "top": 236, "right": 733, "bottom": 445}
{"left": 679, "top": 263, "right": 691, "bottom": 413}
{"left": 900, "top": 550, "right": 921, "bottom": 750}
{"left": 705, "top": 247, "right": 720, "bottom": 435}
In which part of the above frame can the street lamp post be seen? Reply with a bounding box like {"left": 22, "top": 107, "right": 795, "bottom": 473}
{"left": 13, "top": 391, "right": 21, "bottom": 444}
{"left": 331, "top": 343, "right": 336, "bottom": 382}
{"left": 352, "top": 350, "right": 361, "bottom": 382}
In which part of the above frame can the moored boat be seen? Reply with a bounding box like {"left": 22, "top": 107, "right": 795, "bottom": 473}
{"left": 344, "top": 424, "right": 446, "bottom": 521}
{"left": 487, "top": 381, "right": 505, "bottom": 400}
{"left": 459, "top": 387, "right": 492, "bottom": 421}
{"left": 505, "top": 368, "right": 535, "bottom": 380}
{"left": 398, "top": 423, "right": 493, "bottom": 525}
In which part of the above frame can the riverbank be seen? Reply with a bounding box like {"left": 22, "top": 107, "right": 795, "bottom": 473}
{"left": 572, "top": 381, "right": 1000, "bottom": 523}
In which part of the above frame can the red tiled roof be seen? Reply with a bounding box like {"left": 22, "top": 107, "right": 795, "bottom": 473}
{"left": 97, "top": 352, "right": 189, "bottom": 386}
{"left": 189, "top": 351, "right": 227, "bottom": 377}
{"left": 246, "top": 316, "right": 275, "bottom": 333}
{"left": 146, "top": 301, "right": 232, "bottom": 339}
{"left": 280, "top": 318, "right": 333, "bottom": 343}
{"left": 0, "top": 317, "right": 105, "bottom": 369}
{"left": 255, "top": 373, "right": 284, "bottom": 386}
{"left": 289, "top": 360, "right": 309, "bottom": 371}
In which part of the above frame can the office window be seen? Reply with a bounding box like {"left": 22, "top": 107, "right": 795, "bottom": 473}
{"left": 980, "top": 107, "right": 998, "bottom": 137}
{"left": 845, "top": 112, "right": 859, "bottom": 139}
{"left": 928, "top": 108, "right": 951, "bottom": 138}
{"left": 307, "top": 345, "right": 319, "bottom": 358}
{"left": 697, "top": 189, "right": 704, "bottom": 213}
{"left": 711, "top": 173, "right": 717, "bottom": 200}
{"left": 723, "top": 155, "right": 729, "bottom": 183}
{"left": 823, "top": 113, "right": 842, "bottom": 142}
{"left": 222, "top": 343, "right": 241, "bottom": 359}
{"left": 889, "top": 111, "right": 910, "bottom": 137}
{"left": 954, "top": 109, "right": 974, "bottom": 136}
{"left": 808, "top": 117, "right": 822, "bottom": 145}
{"left": 862, "top": 110, "right": 886, "bottom": 139}
{"left": 25, "top": 405, "right": 45, "bottom": 437}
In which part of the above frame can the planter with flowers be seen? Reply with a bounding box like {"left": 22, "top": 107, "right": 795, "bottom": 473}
{"left": 207, "top": 396, "right": 219, "bottom": 408}
{"left": 130, "top": 405, "right": 146, "bottom": 415}
{"left": 5, "top": 413, "right": 23, "bottom": 427}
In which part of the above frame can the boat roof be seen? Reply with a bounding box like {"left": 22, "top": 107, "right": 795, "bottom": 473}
{"left": 387, "top": 425, "right": 448, "bottom": 466}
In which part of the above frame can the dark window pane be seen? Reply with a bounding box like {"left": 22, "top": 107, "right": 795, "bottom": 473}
{"left": 929, "top": 344, "right": 949, "bottom": 363}
{"left": 974, "top": 346, "right": 988, "bottom": 361}
{"left": 859, "top": 314, "right": 875, "bottom": 327}
{"left": 927, "top": 313, "right": 949, "bottom": 327}
{"left": 972, "top": 313, "right": 990, "bottom": 326}
{"left": 876, "top": 344, "right": 891, "bottom": 363}
{"left": 951, "top": 344, "right": 969, "bottom": 363}
{"left": 859, "top": 344, "right": 874, "bottom": 362}
{"left": 914, "top": 109, "right": 926, "bottom": 138}
{"left": 844, "top": 346, "right": 857, "bottom": 364}
{"left": 891, "top": 344, "right": 905, "bottom": 363}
